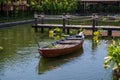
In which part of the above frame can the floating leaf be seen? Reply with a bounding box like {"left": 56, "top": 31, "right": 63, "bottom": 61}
{"left": 0, "top": 46, "right": 3, "bottom": 51}
{"left": 103, "top": 64, "right": 110, "bottom": 69}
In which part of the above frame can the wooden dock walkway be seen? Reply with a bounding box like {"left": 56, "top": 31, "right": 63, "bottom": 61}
{"left": 33, "top": 24, "right": 120, "bottom": 30}
{"left": 32, "top": 14, "right": 120, "bottom": 36}
{"left": 32, "top": 24, "right": 120, "bottom": 36}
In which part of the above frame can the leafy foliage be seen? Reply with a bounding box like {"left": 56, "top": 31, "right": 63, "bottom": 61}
{"left": 49, "top": 27, "right": 62, "bottom": 40}
{"left": 30, "top": 0, "right": 77, "bottom": 14}
{"left": 93, "top": 29, "right": 102, "bottom": 43}
{"left": 104, "top": 40, "right": 120, "bottom": 79}
{"left": 104, "top": 40, "right": 120, "bottom": 69}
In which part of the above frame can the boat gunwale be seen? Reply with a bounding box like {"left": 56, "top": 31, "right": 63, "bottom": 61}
{"left": 39, "top": 38, "right": 83, "bottom": 50}
{"left": 39, "top": 42, "right": 80, "bottom": 50}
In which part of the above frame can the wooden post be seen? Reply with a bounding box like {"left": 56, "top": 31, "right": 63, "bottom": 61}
{"left": 67, "top": 28, "right": 70, "bottom": 34}
{"left": 41, "top": 15, "right": 44, "bottom": 24}
{"left": 62, "top": 13, "right": 66, "bottom": 33}
{"left": 92, "top": 13, "right": 96, "bottom": 35}
{"left": 67, "top": 18, "right": 70, "bottom": 25}
{"left": 34, "top": 12, "right": 38, "bottom": 32}
{"left": 34, "top": 18, "right": 38, "bottom": 32}
{"left": 34, "top": 18, "right": 38, "bottom": 26}
{"left": 40, "top": 13, "right": 45, "bottom": 33}
{"left": 66, "top": 13, "right": 70, "bottom": 25}
{"left": 108, "top": 30, "right": 112, "bottom": 36}
{"left": 66, "top": 13, "right": 70, "bottom": 34}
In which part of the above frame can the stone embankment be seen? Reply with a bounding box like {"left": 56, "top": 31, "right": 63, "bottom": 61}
{"left": 0, "top": 20, "right": 34, "bottom": 28}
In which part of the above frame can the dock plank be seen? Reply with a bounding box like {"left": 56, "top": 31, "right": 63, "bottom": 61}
{"left": 33, "top": 24, "right": 120, "bottom": 30}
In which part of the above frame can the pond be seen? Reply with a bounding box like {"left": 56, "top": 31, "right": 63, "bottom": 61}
{"left": 0, "top": 24, "right": 113, "bottom": 80}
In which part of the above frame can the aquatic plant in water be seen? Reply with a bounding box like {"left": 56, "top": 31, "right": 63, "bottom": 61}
{"left": 93, "top": 29, "right": 102, "bottom": 43}
{"left": 104, "top": 40, "right": 120, "bottom": 79}
{"left": 49, "top": 27, "right": 62, "bottom": 40}
{"left": 49, "top": 30, "right": 54, "bottom": 38}
{"left": 0, "top": 46, "right": 3, "bottom": 51}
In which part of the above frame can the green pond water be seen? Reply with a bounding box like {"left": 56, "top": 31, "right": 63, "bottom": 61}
{"left": 0, "top": 24, "right": 113, "bottom": 80}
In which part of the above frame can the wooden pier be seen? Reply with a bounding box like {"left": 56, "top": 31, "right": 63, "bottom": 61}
{"left": 32, "top": 24, "right": 120, "bottom": 36}
{"left": 32, "top": 13, "right": 120, "bottom": 36}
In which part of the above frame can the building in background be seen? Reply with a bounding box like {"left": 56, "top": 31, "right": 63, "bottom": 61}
{"left": 77, "top": 0, "right": 120, "bottom": 14}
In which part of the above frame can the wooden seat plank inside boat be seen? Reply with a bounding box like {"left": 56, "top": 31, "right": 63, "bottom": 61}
{"left": 66, "top": 38, "right": 82, "bottom": 40}
{"left": 55, "top": 44, "right": 75, "bottom": 48}
{"left": 59, "top": 40, "right": 80, "bottom": 44}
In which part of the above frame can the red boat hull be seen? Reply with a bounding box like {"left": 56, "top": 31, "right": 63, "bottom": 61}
{"left": 38, "top": 40, "right": 83, "bottom": 58}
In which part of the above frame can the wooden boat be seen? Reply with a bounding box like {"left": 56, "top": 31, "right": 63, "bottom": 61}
{"left": 38, "top": 32, "right": 84, "bottom": 58}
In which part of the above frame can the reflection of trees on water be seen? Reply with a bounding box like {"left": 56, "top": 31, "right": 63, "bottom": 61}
{"left": 0, "top": 24, "right": 35, "bottom": 76}
{"left": 38, "top": 47, "right": 83, "bottom": 74}
{"left": 0, "top": 24, "right": 34, "bottom": 54}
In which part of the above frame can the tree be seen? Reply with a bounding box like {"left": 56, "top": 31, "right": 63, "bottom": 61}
{"left": 29, "top": 0, "right": 77, "bottom": 14}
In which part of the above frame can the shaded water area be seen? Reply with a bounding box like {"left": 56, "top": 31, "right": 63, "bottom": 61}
{"left": 0, "top": 24, "right": 113, "bottom": 80}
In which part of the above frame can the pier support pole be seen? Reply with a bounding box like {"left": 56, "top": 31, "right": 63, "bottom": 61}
{"left": 67, "top": 28, "right": 70, "bottom": 34}
{"left": 108, "top": 30, "right": 112, "bottom": 36}
{"left": 40, "top": 13, "right": 45, "bottom": 33}
{"left": 34, "top": 12, "right": 38, "bottom": 32}
{"left": 62, "top": 13, "right": 66, "bottom": 33}
{"left": 92, "top": 14, "right": 98, "bottom": 35}
{"left": 66, "top": 13, "right": 70, "bottom": 25}
{"left": 34, "top": 18, "right": 38, "bottom": 32}
{"left": 92, "top": 15, "right": 95, "bottom": 35}
{"left": 66, "top": 13, "right": 70, "bottom": 34}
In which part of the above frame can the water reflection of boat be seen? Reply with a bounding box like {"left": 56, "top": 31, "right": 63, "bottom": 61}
{"left": 38, "top": 33, "right": 84, "bottom": 58}
{"left": 38, "top": 47, "right": 83, "bottom": 74}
